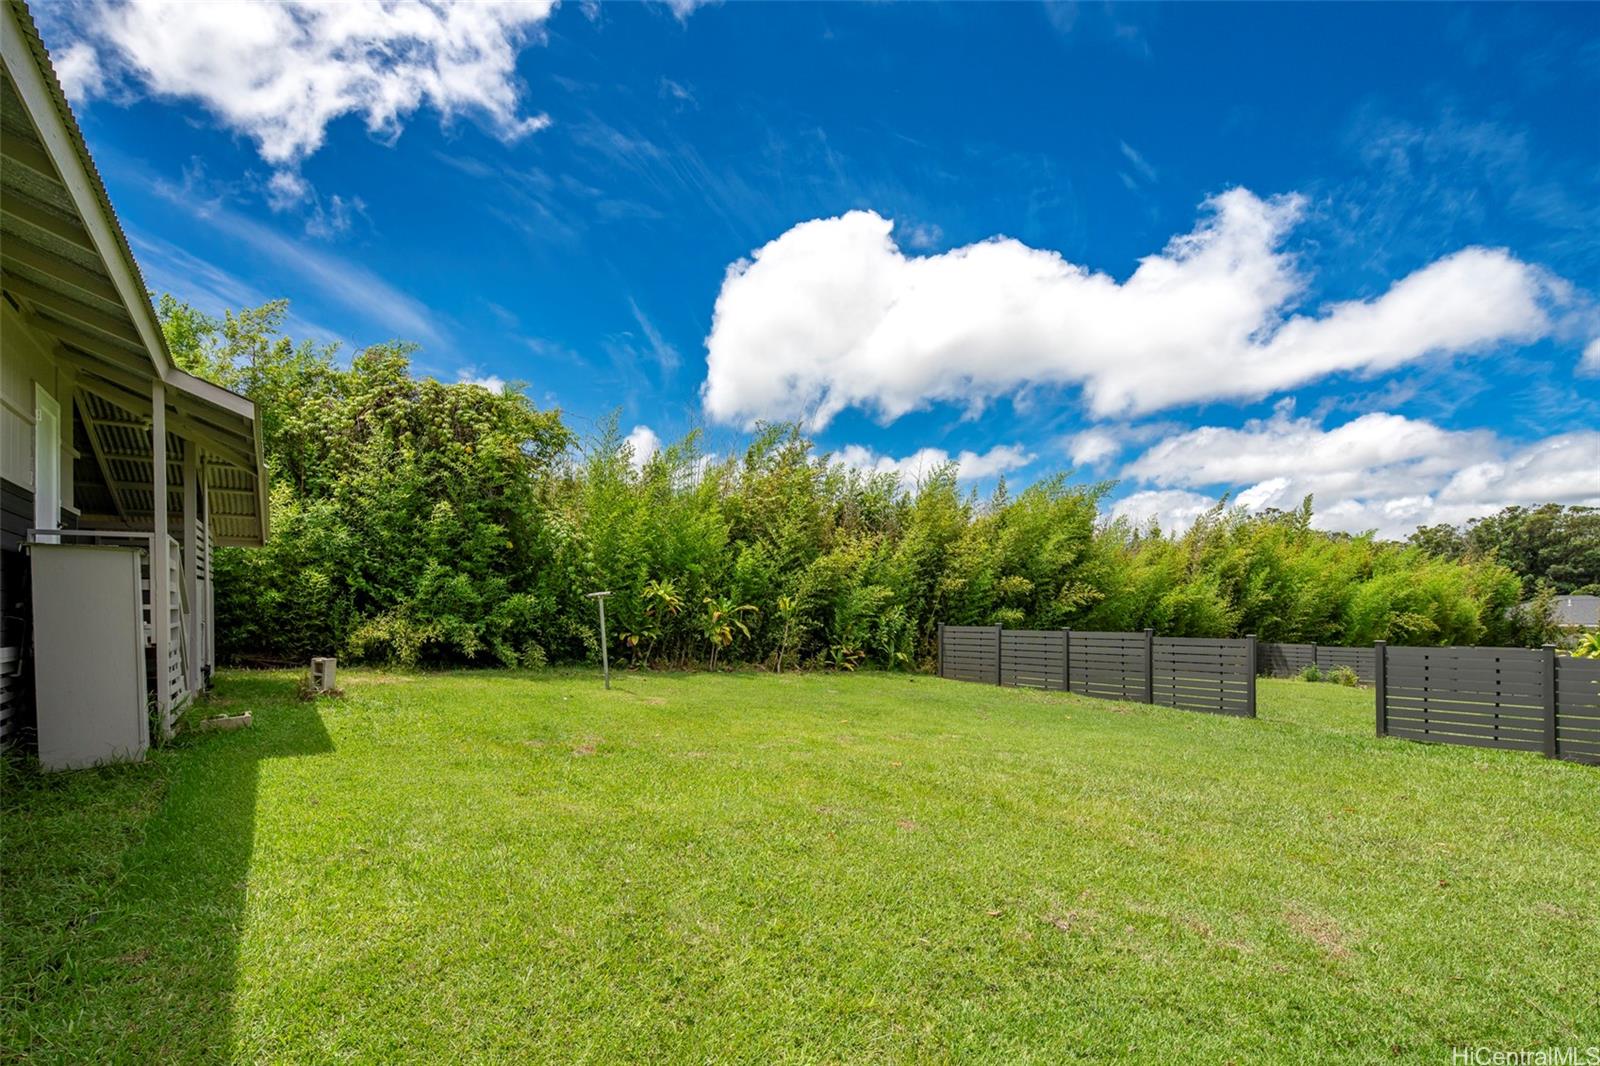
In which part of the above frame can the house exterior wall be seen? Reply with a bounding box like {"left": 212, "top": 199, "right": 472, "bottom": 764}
{"left": 1, "top": 301, "right": 75, "bottom": 512}
{"left": 1, "top": 477, "right": 34, "bottom": 746}
{"left": 1, "top": 304, "right": 80, "bottom": 749}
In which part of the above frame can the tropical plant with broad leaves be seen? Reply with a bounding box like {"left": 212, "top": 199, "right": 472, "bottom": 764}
{"left": 638, "top": 578, "right": 685, "bottom": 664}
{"left": 825, "top": 643, "right": 866, "bottom": 671}
{"left": 774, "top": 594, "right": 799, "bottom": 674}
{"left": 701, "top": 596, "right": 757, "bottom": 670}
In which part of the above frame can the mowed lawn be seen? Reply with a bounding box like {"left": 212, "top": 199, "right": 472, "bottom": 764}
{"left": 3, "top": 670, "right": 1597, "bottom": 1062}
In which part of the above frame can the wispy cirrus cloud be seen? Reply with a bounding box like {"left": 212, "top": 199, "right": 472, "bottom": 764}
{"left": 627, "top": 298, "right": 680, "bottom": 371}
{"left": 1118, "top": 140, "right": 1157, "bottom": 186}
{"left": 137, "top": 165, "right": 449, "bottom": 351}
{"left": 125, "top": 226, "right": 350, "bottom": 351}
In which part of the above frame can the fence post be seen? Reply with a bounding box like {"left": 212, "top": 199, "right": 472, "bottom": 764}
{"left": 1374, "top": 640, "right": 1387, "bottom": 737}
{"left": 994, "top": 625, "right": 1004, "bottom": 686}
{"left": 1245, "top": 634, "right": 1257, "bottom": 718}
{"left": 1060, "top": 629, "right": 1070, "bottom": 691}
{"left": 937, "top": 623, "right": 945, "bottom": 680}
{"left": 1143, "top": 628, "right": 1155, "bottom": 705}
{"left": 1311, "top": 642, "right": 1319, "bottom": 674}
{"left": 1542, "top": 643, "right": 1558, "bottom": 759}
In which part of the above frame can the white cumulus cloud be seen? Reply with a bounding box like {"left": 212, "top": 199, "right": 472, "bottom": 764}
{"left": 53, "top": 41, "right": 106, "bottom": 101}
{"left": 1110, "top": 490, "right": 1219, "bottom": 534}
{"left": 1118, "top": 409, "right": 1600, "bottom": 538}
{"left": 1065, "top": 428, "right": 1124, "bottom": 467}
{"left": 833, "top": 443, "right": 1033, "bottom": 483}
{"left": 56, "top": 0, "right": 556, "bottom": 166}
{"left": 701, "top": 189, "right": 1582, "bottom": 428}
{"left": 456, "top": 368, "right": 506, "bottom": 393}
{"left": 625, "top": 424, "right": 662, "bottom": 471}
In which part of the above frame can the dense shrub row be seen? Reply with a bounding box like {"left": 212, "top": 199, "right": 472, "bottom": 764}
{"left": 164, "top": 298, "right": 1559, "bottom": 670}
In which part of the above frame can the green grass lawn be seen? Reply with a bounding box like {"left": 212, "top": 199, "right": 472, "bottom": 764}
{"left": 3, "top": 670, "right": 1596, "bottom": 1062}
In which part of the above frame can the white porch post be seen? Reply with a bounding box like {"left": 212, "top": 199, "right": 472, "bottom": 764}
{"left": 151, "top": 378, "right": 171, "bottom": 732}
{"left": 202, "top": 476, "right": 214, "bottom": 677}
{"left": 182, "top": 442, "right": 200, "bottom": 693}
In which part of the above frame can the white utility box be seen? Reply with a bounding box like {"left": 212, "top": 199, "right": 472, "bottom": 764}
{"left": 310, "top": 656, "right": 337, "bottom": 693}
{"left": 30, "top": 542, "right": 149, "bottom": 770}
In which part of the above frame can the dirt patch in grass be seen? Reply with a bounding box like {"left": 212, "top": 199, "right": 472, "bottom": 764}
{"left": 1532, "top": 901, "right": 1586, "bottom": 923}
{"left": 572, "top": 737, "right": 602, "bottom": 756}
{"left": 1283, "top": 905, "right": 1353, "bottom": 960}
{"left": 1045, "top": 909, "right": 1095, "bottom": 933}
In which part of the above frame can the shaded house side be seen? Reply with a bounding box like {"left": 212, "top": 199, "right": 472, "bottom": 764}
{"left": 2, "top": 0, "right": 268, "bottom": 763}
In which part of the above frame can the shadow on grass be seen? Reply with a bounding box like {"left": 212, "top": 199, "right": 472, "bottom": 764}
{"left": 0, "top": 674, "right": 330, "bottom": 1061}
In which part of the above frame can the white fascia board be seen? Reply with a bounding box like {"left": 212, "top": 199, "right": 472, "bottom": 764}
{"left": 1, "top": 4, "right": 172, "bottom": 380}
{"left": 166, "top": 368, "right": 255, "bottom": 422}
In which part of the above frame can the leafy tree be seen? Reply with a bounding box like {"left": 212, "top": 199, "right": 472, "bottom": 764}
{"left": 1410, "top": 505, "right": 1600, "bottom": 594}
{"left": 1463, "top": 505, "right": 1600, "bottom": 595}
{"left": 1406, "top": 523, "right": 1465, "bottom": 560}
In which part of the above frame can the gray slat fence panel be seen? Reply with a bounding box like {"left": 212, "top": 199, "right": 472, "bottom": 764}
{"left": 1315, "top": 645, "right": 1375, "bottom": 684}
{"left": 941, "top": 626, "right": 1262, "bottom": 718}
{"left": 999, "top": 629, "right": 1068, "bottom": 690}
{"left": 1377, "top": 645, "right": 1562, "bottom": 758}
{"left": 1153, "top": 635, "right": 1256, "bottom": 717}
{"left": 1256, "top": 642, "right": 1375, "bottom": 684}
{"left": 939, "top": 625, "right": 1001, "bottom": 684}
{"left": 1258, "top": 642, "right": 1315, "bottom": 677}
{"left": 1068, "top": 630, "right": 1149, "bottom": 703}
{"left": 1555, "top": 655, "right": 1600, "bottom": 765}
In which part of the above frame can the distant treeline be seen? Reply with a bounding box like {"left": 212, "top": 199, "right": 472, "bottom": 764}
{"left": 1406, "top": 506, "right": 1599, "bottom": 597}
{"left": 161, "top": 298, "right": 1584, "bottom": 671}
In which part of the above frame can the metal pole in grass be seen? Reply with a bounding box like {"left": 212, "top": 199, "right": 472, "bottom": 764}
{"left": 1244, "top": 634, "right": 1257, "bottom": 719}
{"left": 1541, "top": 643, "right": 1557, "bottom": 760}
{"left": 587, "top": 591, "right": 613, "bottom": 689}
{"left": 1374, "top": 640, "right": 1387, "bottom": 737}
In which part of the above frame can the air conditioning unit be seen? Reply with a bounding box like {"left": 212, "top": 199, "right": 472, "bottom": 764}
{"left": 310, "top": 657, "right": 337, "bottom": 693}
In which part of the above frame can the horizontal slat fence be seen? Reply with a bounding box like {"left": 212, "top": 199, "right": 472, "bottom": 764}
{"left": 938, "top": 625, "right": 1255, "bottom": 718}
{"left": 1069, "top": 630, "right": 1151, "bottom": 704}
{"left": 1000, "top": 628, "right": 1068, "bottom": 690}
{"left": 938, "top": 625, "right": 999, "bottom": 685}
{"left": 1555, "top": 656, "right": 1600, "bottom": 765}
{"left": 940, "top": 627, "right": 1597, "bottom": 767}
{"left": 1315, "top": 646, "right": 1375, "bottom": 684}
{"left": 1257, "top": 642, "right": 1375, "bottom": 684}
{"left": 1258, "top": 642, "right": 1315, "bottom": 677}
{"left": 1381, "top": 645, "right": 1547, "bottom": 753}
{"left": 1376, "top": 642, "right": 1598, "bottom": 765}
{"left": 1154, "top": 636, "right": 1255, "bottom": 717}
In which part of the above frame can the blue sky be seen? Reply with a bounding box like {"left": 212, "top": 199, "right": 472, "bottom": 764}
{"left": 38, "top": 0, "right": 1600, "bottom": 537}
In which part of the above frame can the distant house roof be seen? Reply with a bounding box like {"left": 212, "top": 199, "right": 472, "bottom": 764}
{"left": 1527, "top": 595, "right": 1600, "bottom": 628}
